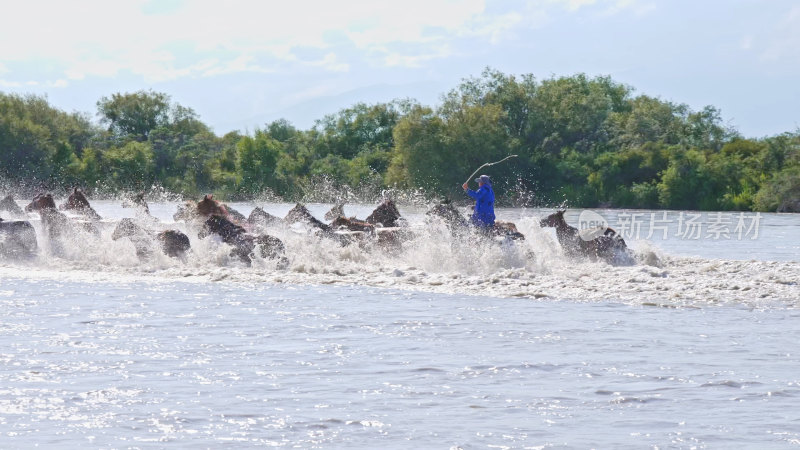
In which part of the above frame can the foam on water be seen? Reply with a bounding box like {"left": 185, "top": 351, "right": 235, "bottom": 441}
{"left": 2, "top": 200, "right": 798, "bottom": 308}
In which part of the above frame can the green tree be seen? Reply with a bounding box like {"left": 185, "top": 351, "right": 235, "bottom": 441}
{"left": 608, "top": 95, "right": 687, "bottom": 147}
{"left": 657, "top": 149, "right": 720, "bottom": 209}
{"left": 0, "top": 93, "right": 95, "bottom": 183}
{"left": 388, "top": 105, "right": 448, "bottom": 191}
{"left": 236, "top": 130, "right": 280, "bottom": 195}
{"left": 587, "top": 143, "right": 670, "bottom": 207}
{"left": 104, "top": 141, "right": 156, "bottom": 190}
{"left": 754, "top": 166, "right": 800, "bottom": 212}
{"left": 205, "top": 131, "right": 242, "bottom": 196}
{"left": 49, "top": 141, "right": 81, "bottom": 185}
{"left": 78, "top": 148, "right": 103, "bottom": 188}
{"left": 311, "top": 101, "right": 406, "bottom": 159}
{"left": 683, "top": 105, "right": 737, "bottom": 151}
{"left": 97, "top": 90, "right": 172, "bottom": 142}
{"left": 529, "top": 74, "right": 630, "bottom": 154}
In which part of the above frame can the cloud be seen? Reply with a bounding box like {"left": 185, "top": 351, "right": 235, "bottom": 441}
{"left": 538, "top": 0, "right": 653, "bottom": 15}
{"left": 602, "top": 0, "right": 656, "bottom": 16}
{"left": 0, "top": 79, "right": 23, "bottom": 88}
{"left": 558, "top": 0, "right": 598, "bottom": 11}
{"left": 472, "top": 12, "right": 529, "bottom": 44}
{"left": 313, "top": 53, "right": 350, "bottom": 73}
{"left": 759, "top": 5, "right": 800, "bottom": 62}
{"left": 0, "top": 0, "right": 655, "bottom": 84}
{"left": 383, "top": 44, "right": 454, "bottom": 68}
{"left": 0, "top": 0, "right": 490, "bottom": 82}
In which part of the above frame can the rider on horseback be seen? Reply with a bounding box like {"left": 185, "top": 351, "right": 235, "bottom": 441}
{"left": 462, "top": 174, "right": 496, "bottom": 229}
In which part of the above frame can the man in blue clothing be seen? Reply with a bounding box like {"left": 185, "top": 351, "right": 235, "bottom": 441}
{"left": 462, "top": 174, "right": 495, "bottom": 229}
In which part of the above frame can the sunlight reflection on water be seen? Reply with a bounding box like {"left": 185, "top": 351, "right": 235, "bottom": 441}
{"left": 0, "top": 279, "right": 799, "bottom": 447}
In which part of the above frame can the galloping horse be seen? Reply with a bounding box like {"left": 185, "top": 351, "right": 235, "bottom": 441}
{"left": 426, "top": 201, "right": 525, "bottom": 241}
{"left": 539, "top": 210, "right": 633, "bottom": 265}
{"left": 199, "top": 214, "right": 286, "bottom": 266}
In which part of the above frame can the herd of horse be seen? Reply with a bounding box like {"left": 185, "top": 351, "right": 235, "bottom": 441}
{"left": 0, "top": 189, "right": 636, "bottom": 266}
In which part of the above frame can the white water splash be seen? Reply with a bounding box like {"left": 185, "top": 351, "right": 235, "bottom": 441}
{"left": 1, "top": 200, "right": 798, "bottom": 309}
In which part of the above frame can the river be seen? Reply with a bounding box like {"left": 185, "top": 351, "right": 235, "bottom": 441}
{"left": 1, "top": 200, "right": 798, "bottom": 448}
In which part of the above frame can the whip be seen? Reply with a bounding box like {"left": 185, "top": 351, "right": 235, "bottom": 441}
{"left": 464, "top": 154, "right": 518, "bottom": 186}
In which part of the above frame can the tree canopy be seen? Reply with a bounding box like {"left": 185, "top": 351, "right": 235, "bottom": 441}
{"left": 1, "top": 69, "right": 799, "bottom": 212}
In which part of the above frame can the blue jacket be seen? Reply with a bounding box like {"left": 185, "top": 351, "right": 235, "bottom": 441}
{"left": 466, "top": 184, "right": 495, "bottom": 227}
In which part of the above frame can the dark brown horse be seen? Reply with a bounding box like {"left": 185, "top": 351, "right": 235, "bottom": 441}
{"left": 366, "top": 199, "right": 402, "bottom": 228}
{"left": 60, "top": 187, "right": 102, "bottom": 220}
{"left": 199, "top": 214, "right": 286, "bottom": 266}
{"left": 539, "top": 210, "right": 633, "bottom": 265}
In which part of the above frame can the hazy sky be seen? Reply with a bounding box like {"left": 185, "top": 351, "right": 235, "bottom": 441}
{"left": 1, "top": 0, "right": 798, "bottom": 137}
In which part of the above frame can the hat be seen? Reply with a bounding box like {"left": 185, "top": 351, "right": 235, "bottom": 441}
{"left": 475, "top": 174, "right": 492, "bottom": 185}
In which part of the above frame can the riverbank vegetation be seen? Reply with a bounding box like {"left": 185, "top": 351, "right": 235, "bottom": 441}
{"left": 1, "top": 68, "right": 798, "bottom": 211}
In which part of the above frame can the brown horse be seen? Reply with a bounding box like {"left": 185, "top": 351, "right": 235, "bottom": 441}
{"left": 196, "top": 194, "right": 229, "bottom": 217}
{"left": 330, "top": 216, "right": 375, "bottom": 233}
{"left": 366, "top": 199, "right": 403, "bottom": 227}
{"left": 325, "top": 199, "right": 404, "bottom": 232}
{"left": 426, "top": 201, "right": 525, "bottom": 240}
{"left": 539, "top": 210, "right": 633, "bottom": 265}
{"left": 60, "top": 187, "right": 102, "bottom": 221}
{"left": 174, "top": 194, "right": 246, "bottom": 225}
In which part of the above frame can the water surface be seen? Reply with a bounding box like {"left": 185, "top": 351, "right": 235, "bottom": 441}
{"left": 1, "top": 200, "right": 799, "bottom": 447}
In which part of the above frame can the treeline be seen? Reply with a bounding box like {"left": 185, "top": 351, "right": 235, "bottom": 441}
{"left": 1, "top": 68, "right": 798, "bottom": 211}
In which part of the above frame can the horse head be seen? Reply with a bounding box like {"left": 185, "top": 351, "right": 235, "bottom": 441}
{"left": 539, "top": 210, "right": 566, "bottom": 228}
{"left": 197, "top": 194, "right": 228, "bottom": 217}
{"left": 25, "top": 193, "right": 57, "bottom": 212}
{"left": 62, "top": 187, "right": 89, "bottom": 210}
{"left": 366, "top": 199, "right": 402, "bottom": 227}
